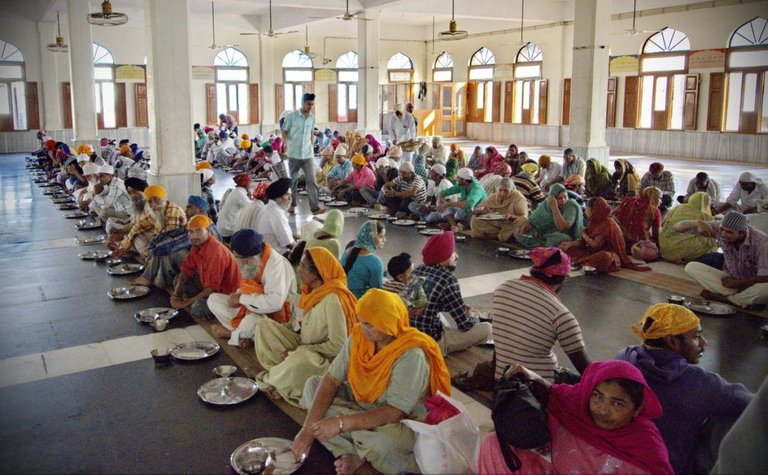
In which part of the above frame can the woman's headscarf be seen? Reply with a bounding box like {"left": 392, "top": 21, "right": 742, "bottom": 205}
{"left": 528, "top": 183, "right": 584, "bottom": 235}
{"left": 483, "top": 146, "right": 504, "bottom": 175}
{"left": 585, "top": 158, "right": 614, "bottom": 197}
{"left": 298, "top": 247, "right": 358, "bottom": 330}
{"left": 613, "top": 159, "right": 640, "bottom": 194}
{"left": 587, "top": 198, "right": 651, "bottom": 271}
{"left": 493, "top": 160, "right": 512, "bottom": 177}
{"left": 412, "top": 153, "right": 428, "bottom": 182}
{"left": 270, "top": 137, "right": 283, "bottom": 153}
{"left": 548, "top": 361, "right": 673, "bottom": 475}
{"left": 354, "top": 221, "right": 381, "bottom": 251}
{"left": 684, "top": 191, "right": 712, "bottom": 217}
{"left": 365, "top": 134, "right": 382, "bottom": 151}
{"left": 613, "top": 190, "right": 656, "bottom": 241}
{"left": 348, "top": 289, "right": 451, "bottom": 403}
{"left": 320, "top": 209, "right": 344, "bottom": 238}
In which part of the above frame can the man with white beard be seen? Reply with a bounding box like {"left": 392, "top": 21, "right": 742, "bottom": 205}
{"left": 208, "top": 229, "right": 297, "bottom": 347}
{"left": 111, "top": 185, "right": 187, "bottom": 262}
{"left": 254, "top": 178, "right": 297, "bottom": 255}
{"left": 89, "top": 164, "right": 132, "bottom": 222}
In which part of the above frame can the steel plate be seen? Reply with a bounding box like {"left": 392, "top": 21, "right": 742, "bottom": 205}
{"left": 509, "top": 250, "right": 532, "bottom": 260}
{"left": 171, "top": 341, "right": 221, "bottom": 360}
{"left": 107, "top": 263, "right": 145, "bottom": 275}
{"left": 79, "top": 250, "right": 112, "bottom": 260}
{"left": 392, "top": 219, "right": 416, "bottom": 226}
{"left": 685, "top": 300, "right": 737, "bottom": 316}
{"left": 197, "top": 377, "right": 259, "bottom": 405}
{"left": 75, "top": 235, "right": 107, "bottom": 245}
{"left": 478, "top": 213, "right": 505, "bottom": 221}
{"left": 231, "top": 437, "right": 306, "bottom": 475}
{"left": 134, "top": 307, "right": 179, "bottom": 324}
{"left": 108, "top": 285, "right": 151, "bottom": 300}
{"left": 418, "top": 228, "right": 444, "bottom": 236}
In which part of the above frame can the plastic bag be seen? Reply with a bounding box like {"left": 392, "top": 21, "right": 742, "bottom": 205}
{"left": 402, "top": 391, "right": 480, "bottom": 474}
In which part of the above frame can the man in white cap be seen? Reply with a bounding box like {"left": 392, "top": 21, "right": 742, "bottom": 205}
{"left": 427, "top": 167, "right": 487, "bottom": 232}
{"left": 679, "top": 211, "right": 768, "bottom": 308}
{"left": 360, "top": 156, "right": 400, "bottom": 206}
{"left": 409, "top": 163, "right": 456, "bottom": 219}
{"left": 90, "top": 164, "right": 131, "bottom": 221}
{"left": 76, "top": 162, "right": 101, "bottom": 207}
{"left": 386, "top": 103, "right": 417, "bottom": 163}
{"left": 714, "top": 172, "right": 768, "bottom": 215}
{"left": 380, "top": 161, "right": 427, "bottom": 218}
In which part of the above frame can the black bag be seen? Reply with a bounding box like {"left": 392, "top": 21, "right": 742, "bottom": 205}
{"left": 491, "top": 373, "right": 551, "bottom": 471}
{"left": 148, "top": 226, "right": 191, "bottom": 257}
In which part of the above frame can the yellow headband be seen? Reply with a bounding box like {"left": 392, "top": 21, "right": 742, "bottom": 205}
{"left": 632, "top": 303, "right": 700, "bottom": 340}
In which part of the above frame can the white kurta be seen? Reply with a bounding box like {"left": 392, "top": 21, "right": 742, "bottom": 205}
{"left": 725, "top": 182, "right": 768, "bottom": 212}
{"left": 217, "top": 187, "right": 251, "bottom": 237}
{"left": 255, "top": 200, "right": 294, "bottom": 254}
{"left": 90, "top": 177, "right": 131, "bottom": 216}
{"left": 207, "top": 249, "right": 297, "bottom": 346}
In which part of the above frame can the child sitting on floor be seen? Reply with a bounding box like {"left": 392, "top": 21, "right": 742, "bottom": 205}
{"left": 383, "top": 253, "right": 427, "bottom": 314}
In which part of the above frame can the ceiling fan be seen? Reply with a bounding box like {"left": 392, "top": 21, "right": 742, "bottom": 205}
{"left": 336, "top": 0, "right": 370, "bottom": 21}
{"left": 302, "top": 26, "right": 318, "bottom": 59}
{"left": 619, "top": 0, "right": 656, "bottom": 35}
{"left": 438, "top": 0, "right": 468, "bottom": 41}
{"left": 208, "top": 1, "right": 238, "bottom": 50}
{"left": 241, "top": 0, "right": 298, "bottom": 38}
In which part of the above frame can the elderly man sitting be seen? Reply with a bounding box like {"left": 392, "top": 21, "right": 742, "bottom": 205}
{"left": 681, "top": 211, "right": 768, "bottom": 308}
{"left": 411, "top": 232, "right": 492, "bottom": 354}
{"left": 617, "top": 304, "right": 753, "bottom": 474}
{"left": 426, "top": 167, "right": 487, "bottom": 232}
{"left": 111, "top": 184, "right": 186, "bottom": 262}
{"left": 171, "top": 215, "right": 241, "bottom": 318}
{"left": 714, "top": 172, "right": 768, "bottom": 215}
{"left": 255, "top": 178, "right": 297, "bottom": 255}
{"left": 208, "top": 229, "right": 297, "bottom": 347}
{"left": 106, "top": 177, "right": 148, "bottom": 247}
{"left": 89, "top": 164, "right": 132, "bottom": 222}
{"left": 379, "top": 161, "right": 427, "bottom": 219}
{"left": 640, "top": 162, "right": 676, "bottom": 211}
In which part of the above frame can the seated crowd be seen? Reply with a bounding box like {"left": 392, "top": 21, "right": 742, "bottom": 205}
{"left": 29, "top": 117, "right": 765, "bottom": 475}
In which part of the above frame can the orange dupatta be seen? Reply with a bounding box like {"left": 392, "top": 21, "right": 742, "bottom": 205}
{"left": 231, "top": 244, "right": 291, "bottom": 328}
{"left": 298, "top": 247, "right": 358, "bottom": 331}
{"left": 348, "top": 289, "right": 451, "bottom": 404}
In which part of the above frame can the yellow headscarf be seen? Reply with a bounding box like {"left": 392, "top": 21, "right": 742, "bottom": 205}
{"left": 351, "top": 154, "right": 367, "bottom": 166}
{"left": 188, "top": 214, "right": 212, "bottom": 229}
{"left": 632, "top": 303, "right": 700, "bottom": 340}
{"left": 299, "top": 247, "right": 358, "bottom": 331}
{"left": 348, "top": 289, "right": 451, "bottom": 404}
{"left": 143, "top": 184, "right": 166, "bottom": 200}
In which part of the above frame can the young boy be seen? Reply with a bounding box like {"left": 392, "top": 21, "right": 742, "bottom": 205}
{"left": 383, "top": 253, "right": 427, "bottom": 312}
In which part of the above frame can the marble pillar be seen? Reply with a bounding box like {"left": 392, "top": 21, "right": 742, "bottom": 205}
{"left": 569, "top": 0, "right": 610, "bottom": 165}
{"left": 144, "top": 0, "right": 198, "bottom": 207}
{"left": 357, "top": 10, "right": 381, "bottom": 135}
{"left": 67, "top": 0, "right": 97, "bottom": 146}
{"left": 38, "top": 21, "right": 63, "bottom": 131}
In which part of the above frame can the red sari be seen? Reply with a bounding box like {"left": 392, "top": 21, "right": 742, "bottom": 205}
{"left": 566, "top": 198, "right": 651, "bottom": 273}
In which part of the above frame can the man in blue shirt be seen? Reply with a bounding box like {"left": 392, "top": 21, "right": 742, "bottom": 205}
{"left": 281, "top": 93, "right": 325, "bottom": 215}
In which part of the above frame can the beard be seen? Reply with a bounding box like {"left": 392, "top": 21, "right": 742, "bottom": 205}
{"left": 131, "top": 198, "right": 145, "bottom": 214}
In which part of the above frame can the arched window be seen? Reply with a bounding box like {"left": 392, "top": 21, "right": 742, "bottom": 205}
{"left": 433, "top": 52, "right": 454, "bottom": 82}
{"left": 387, "top": 52, "right": 413, "bottom": 83}
{"left": 509, "top": 43, "right": 547, "bottom": 125}
{"left": 723, "top": 17, "right": 768, "bottom": 133}
{"left": 637, "top": 28, "right": 693, "bottom": 130}
{"left": 334, "top": 51, "right": 358, "bottom": 123}
{"left": 0, "top": 39, "right": 28, "bottom": 130}
{"left": 281, "top": 50, "right": 314, "bottom": 114}
{"left": 92, "top": 43, "right": 117, "bottom": 129}
{"left": 467, "top": 47, "right": 496, "bottom": 123}
{"left": 214, "top": 47, "right": 250, "bottom": 124}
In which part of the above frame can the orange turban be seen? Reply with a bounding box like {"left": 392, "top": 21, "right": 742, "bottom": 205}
{"left": 196, "top": 162, "right": 213, "bottom": 171}
{"left": 119, "top": 144, "right": 131, "bottom": 155}
{"left": 188, "top": 214, "right": 212, "bottom": 229}
{"left": 351, "top": 154, "right": 367, "bottom": 166}
{"left": 347, "top": 289, "right": 451, "bottom": 403}
{"left": 143, "top": 184, "right": 166, "bottom": 200}
{"left": 75, "top": 144, "right": 93, "bottom": 155}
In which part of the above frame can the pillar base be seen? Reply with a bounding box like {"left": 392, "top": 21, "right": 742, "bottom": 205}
{"left": 573, "top": 145, "right": 610, "bottom": 166}
{"left": 147, "top": 170, "right": 200, "bottom": 210}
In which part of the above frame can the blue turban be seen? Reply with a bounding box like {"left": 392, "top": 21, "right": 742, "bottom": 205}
{"left": 219, "top": 130, "right": 228, "bottom": 139}
{"left": 231, "top": 229, "right": 265, "bottom": 257}
{"left": 187, "top": 195, "right": 209, "bottom": 212}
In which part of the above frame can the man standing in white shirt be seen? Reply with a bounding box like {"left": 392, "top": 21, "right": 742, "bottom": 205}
{"left": 386, "top": 104, "right": 417, "bottom": 163}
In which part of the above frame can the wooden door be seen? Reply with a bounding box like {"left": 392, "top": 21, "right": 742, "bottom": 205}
{"left": 562, "top": 78, "right": 571, "bottom": 125}
{"left": 205, "top": 83, "right": 216, "bottom": 125}
{"left": 26, "top": 82, "right": 39, "bottom": 130}
{"left": 707, "top": 72, "right": 724, "bottom": 131}
{"left": 274, "top": 84, "right": 285, "bottom": 122}
{"left": 328, "top": 83, "right": 338, "bottom": 122}
{"left": 521, "top": 80, "right": 532, "bottom": 124}
{"left": 606, "top": 77, "right": 617, "bottom": 127}
{"left": 135, "top": 83, "right": 148, "bottom": 127}
{"left": 492, "top": 81, "right": 501, "bottom": 123}
{"left": 62, "top": 82, "right": 73, "bottom": 129}
{"left": 538, "top": 79, "right": 548, "bottom": 125}
{"left": 682, "top": 74, "right": 699, "bottom": 130}
{"left": 0, "top": 83, "right": 12, "bottom": 131}
{"left": 651, "top": 75, "right": 670, "bottom": 130}
{"left": 739, "top": 72, "right": 759, "bottom": 133}
{"left": 249, "top": 83, "right": 260, "bottom": 125}
{"left": 115, "top": 82, "right": 127, "bottom": 128}
{"left": 503, "top": 81, "right": 513, "bottom": 123}
{"left": 438, "top": 83, "right": 461, "bottom": 137}
{"left": 466, "top": 81, "right": 478, "bottom": 123}
{"left": 623, "top": 76, "right": 639, "bottom": 128}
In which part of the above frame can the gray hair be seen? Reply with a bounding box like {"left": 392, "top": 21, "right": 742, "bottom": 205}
{"left": 499, "top": 177, "right": 515, "bottom": 191}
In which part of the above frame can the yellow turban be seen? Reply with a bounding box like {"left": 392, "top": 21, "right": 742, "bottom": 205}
{"left": 75, "top": 145, "right": 93, "bottom": 155}
{"left": 240, "top": 140, "right": 252, "bottom": 150}
{"left": 196, "top": 162, "right": 213, "bottom": 171}
{"left": 143, "top": 184, "right": 166, "bottom": 200}
{"left": 351, "top": 154, "right": 367, "bottom": 166}
{"left": 188, "top": 214, "right": 212, "bottom": 229}
{"left": 521, "top": 162, "right": 539, "bottom": 176}
{"left": 632, "top": 303, "right": 700, "bottom": 340}
{"left": 347, "top": 289, "right": 451, "bottom": 403}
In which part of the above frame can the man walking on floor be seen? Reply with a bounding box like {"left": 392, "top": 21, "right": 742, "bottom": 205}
{"left": 281, "top": 93, "right": 326, "bottom": 215}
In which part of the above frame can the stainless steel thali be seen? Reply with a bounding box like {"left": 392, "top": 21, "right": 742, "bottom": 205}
{"left": 75, "top": 235, "right": 107, "bottom": 245}
{"left": 107, "top": 263, "right": 145, "bottom": 275}
{"left": 134, "top": 307, "right": 179, "bottom": 324}
{"left": 171, "top": 341, "right": 220, "bottom": 360}
{"left": 685, "top": 300, "right": 737, "bottom": 316}
{"left": 79, "top": 250, "right": 111, "bottom": 260}
{"left": 197, "top": 377, "right": 259, "bottom": 405}
{"left": 108, "top": 285, "right": 151, "bottom": 300}
{"left": 230, "top": 437, "right": 306, "bottom": 475}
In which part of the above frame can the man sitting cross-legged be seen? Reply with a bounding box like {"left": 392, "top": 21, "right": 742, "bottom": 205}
{"left": 208, "top": 229, "right": 297, "bottom": 347}
{"left": 170, "top": 215, "right": 241, "bottom": 318}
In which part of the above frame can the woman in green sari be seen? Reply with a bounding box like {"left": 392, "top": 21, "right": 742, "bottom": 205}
{"left": 659, "top": 192, "right": 717, "bottom": 263}
{"left": 515, "top": 183, "right": 584, "bottom": 248}
{"left": 585, "top": 158, "right": 615, "bottom": 197}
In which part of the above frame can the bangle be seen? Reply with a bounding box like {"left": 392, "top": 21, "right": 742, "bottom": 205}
{"left": 337, "top": 415, "right": 344, "bottom": 432}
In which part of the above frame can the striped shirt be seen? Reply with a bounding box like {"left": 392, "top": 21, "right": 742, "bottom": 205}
{"left": 393, "top": 175, "right": 428, "bottom": 204}
{"left": 492, "top": 277, "right": 586, "bottom": 382}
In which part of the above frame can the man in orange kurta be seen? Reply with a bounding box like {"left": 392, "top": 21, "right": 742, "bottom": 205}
{"left": 171, "top": 215, "right": 241, "bottom": 318}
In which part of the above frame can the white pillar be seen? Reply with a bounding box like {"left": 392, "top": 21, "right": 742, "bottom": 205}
{"left": 67, "top": 0, "right": 97, "bottom": 146}
{"left": 38, "top": 21, "right": 63, "bottom": 131}
{"left": 357, "top": 10, "right": 380, "bottom": 134}
{"left": 144, "top": 0, "right": 197, "bottom": 206}
{"left": 259, "top": 35, "right": 277, "bottom": 134}
{"left": 569, "top": 0, "right": 610, "bottom": 165}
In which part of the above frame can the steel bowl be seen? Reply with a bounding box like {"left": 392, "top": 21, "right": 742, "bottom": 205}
{"left": 231, "top": 445, "right": 274, "bottom": 475}
{"left": 151, "top": 348, "right": 172, "bottom": 363}
{"left": 213, "top": 365, "right": 238, "bottom": 378}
